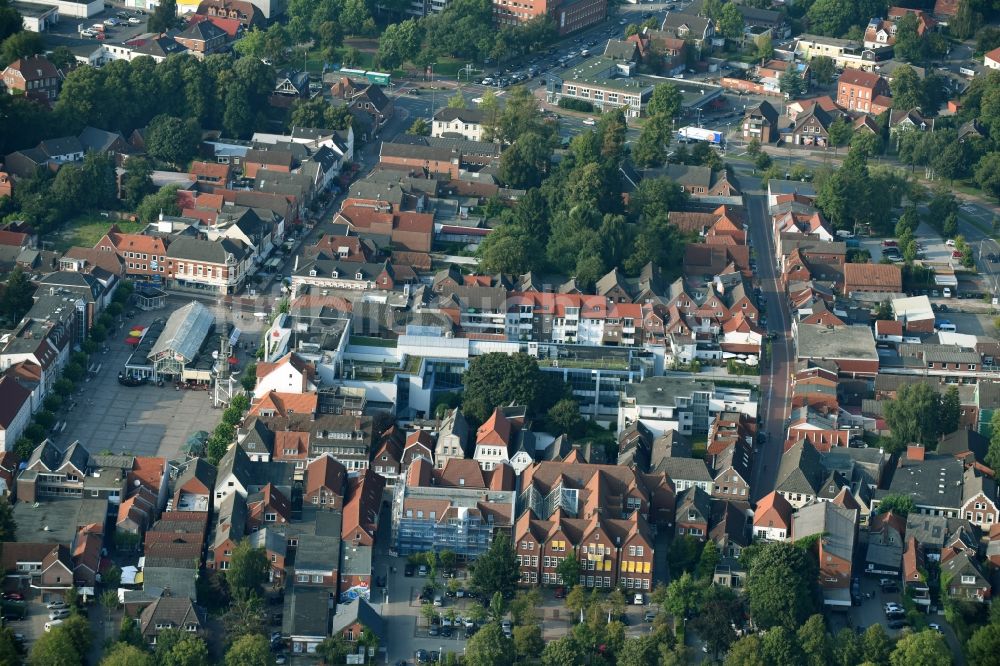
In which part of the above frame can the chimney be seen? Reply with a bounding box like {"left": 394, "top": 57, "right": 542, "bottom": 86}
{"left": 906, "top": 444, "right": 925, "bottom": 462}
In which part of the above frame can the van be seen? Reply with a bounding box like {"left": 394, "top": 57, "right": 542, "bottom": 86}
{"left": 937, "top": 323, "right": 956, "bottom": 333}
{"left": 835, "top": 230, "right": 855, "bottom": 239}
{"left": 942, "top": 287, "right": 953, "bottom": 298}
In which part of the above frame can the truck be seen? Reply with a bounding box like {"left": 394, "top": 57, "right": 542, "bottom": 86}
{"left": 677, "top": 126, "right": 724, "bottom": 144}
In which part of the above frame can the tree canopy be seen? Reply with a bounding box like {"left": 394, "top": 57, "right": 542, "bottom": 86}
{"left": 471, "top": 531, "right": 520, "bottom": 599}
{"left": 745, "top": 542, "right": 819, "bottom": 629}
{"left": 461, "top": 352, "right": 567, "bottom": 423}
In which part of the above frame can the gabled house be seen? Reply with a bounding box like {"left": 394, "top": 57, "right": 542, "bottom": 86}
{"left": 138, "top": 596, "right": 206, "bottom": 646}
{"left": 940, "top": 549, "right": 991, "bottom": 601}
{"left": 865, "top": 511, "right": 906, "bottom": 576}
{"left": 792, "top": 501, "right": 857, "bottom": 607}
{"left": 675, "top": 486, "right": 711, "bottom": 540}
{"left": 304, "top": 454, "right": 347, "bottom": 509}
{"left": 753, "top": 491, "right": 793, "bottom": 541}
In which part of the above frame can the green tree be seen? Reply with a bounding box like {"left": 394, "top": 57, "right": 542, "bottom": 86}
{"left": 136, "top": 184, "right": 181, "bottom": 223}
{"left": 118, "top": 615, "right": 144, "bottom": 648}
{"left": 745, "top": 541, "right": 818, "bottom": 629}
{"left": 376, "top": 18, "right": 422, "bottom": 69}
{"left": 466, "top": 623, "right": 514, "bottom": 666}
{"left": 861, "top": 624, "right": 892, "bottom": 665}
{"left": 226, "top": 541, "right": 269, "bottom": 598}
{"left": 100, "top": 643, "right": 155, "bottom": 666}
{"left": 547, "top": 398, "right": 584, "bottom": 438}
{"left": 617, "top": 635, "right": 659, "bottom": 666}
{"left": 667, "top": 535, "right": 703, "bottom": 576}
{"left": 883, "top": 382, "right": 942, "bottom": 450}
{"left": 499, "top": 132, "right": 552, "bottom": 189}
{"left": 224, "top": 634, "right": 271, "bottom": 666}
{"left": 940, "top": 386, "right": 961, "bottom": 435}
{"left": 891, "top": 65, "right": 924, "bottom": 111}
{"left": 724, "top": 635, "right": 767, "bottom": 666}
{"left": 0, "top": 628, "right": 18, "bottom": 665}
{"left": 122, "top": 156, "right": 155, "bottom": 210}
{"left": 555, "top": 556, "right": 581, "bottom": 588}
{"left": 29, "top": 626, "right": 81, "bottom": 666}
{"left": 876, "top": 493, "right": 915, "bottom": 516}
{"left": 986, "top": 410, "right": 1000, "bottom": 471}
{"left": 976, "top": 152, "right": 1000, "bottom": 201}
{"left": 475, "top": 224, "right": 539, "bottom": 275}
{"left": 828, "top": 117, "right": 853, "bottom": 151}
{"left": 647, "top": 83, "right": 682, "bottom": 119}
{"left": 755, "top": 34, "right": 774, "bottom": 61}
{"left": 797, "top": 614, "right": 830, "bottom": 666}
{"left": 966, "top": 623, "right": 1000, "bottom": 666}
{"left": 0, "top": 30, "right": 43, "bottom": 67}
{"left": 541, "top": 635, "right": 584, "bottom": 666}
{"left": 316, "top": 635, "right": 349, "bottom": 666}
{"left": 761, "top": 626, "right": 801, "bottom": 666}
{"left": 832, "top": 627, "right": 863, "bottom": 666}
{"left": 2, "top": 266, "right": 36, "bottom": 325}
{"left": 155, "top": 631, "right": 211, "bottom": 666}
{"left": 407, "top": 118, "right": 430, "bottom": 136}
{"left": 951, "top": 0, "right": 978, "bottom": 39}
{"left": 146, "top": 114, "right": 201, "bottom": 167}
{"left": 461, "top": 352, "right": 565, "bottom": 423}
{"left": 697, "top": 540, "right": 719, "bottom": 579}
{"left": 810, "top": 56, "right": 835, "bottom": 85}
{"left": 471, "top": 531, "right": 520, "bottom": 599}
{"left": 689, "top": 584, "right": 743, "bottom": 657}
{"left": 889, "top": 630, "right": 950, "bottom": 666}
{"left": 147, "top": 0, "right": 179, "bottom": 31}
{"left": 717, "top": 2, "right": 745, "bottom": 41}
{"left": 663, "top": 572, "right": 700, "bottom": 619}
{"left": 513, "top": 624, "right": 544, "bottom": 661}
{"left": 806, "top": 0, "right": 856, "bottom": 37}
{"left": 290, "top": 97, "right": 352, "bottom": 130}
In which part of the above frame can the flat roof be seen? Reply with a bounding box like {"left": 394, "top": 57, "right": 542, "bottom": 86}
{"left": 13, "top": 2, "right": 58, "bottom": 17}
{"left": 796, "top": 323, "right": 878, "bottom": 361}
{"left": 560, "top": 56, "right": 654, "bottom": 93}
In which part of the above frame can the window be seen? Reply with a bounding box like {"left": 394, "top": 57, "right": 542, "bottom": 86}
{"left": 265, "top": 513, "right": 277, "bottom": 522}
{"left": 961, "top": 575, "right": 976, "bottom": 585}
{"left": 297, "top": 574, "right": 308, "bottom": 582}
{"left": 312, "top": 575, "right": 322, "bottom": 583}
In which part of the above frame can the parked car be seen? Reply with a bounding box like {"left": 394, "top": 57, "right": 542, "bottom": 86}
{"left": 48, "top": 609, "right": 71, "bottom": 621}
{"left": 946, "top": 239, "right": 956, "bottom": 247}
{"left": 501, "top": 619, "right": 512, "bottom": 638}
{"left": 404, "top": 564, "right": 415, "bottom": 577}
{"left": 2, "top": 593, "right": 24, "bottom": 601}
{"left": 415, "top": 650, "right": 430, "bottom": 663}
{"left": 643, "top": 610, "right": 657, "bottom": 622}
{"left": 582, "top": 118, "right": 596, "bottom": 126}
{"left": 417, "top": 565, "right": 428, "bottom": 577}
{"left": 128, "top": 17, "right": 142, "bottom": 23}
{"left": 440, "top": 626, "right": 453, "bottom": 638}
{"left": 633, "top": 593, "right": 644, "bottom": 605}
{"left": 888, "top": 619, "right": 907, "bottom": 630}
{"left": 554, "top": 587, "right": 566, "bottom": 599}
{"left": 433, "top": 595, "right": 443, "bottom": 607}
{"left": 45, "top": 601, "right": 67, "bottom": 610}
{"left": 428, "top": 626, "right": 439, "bottom": 636}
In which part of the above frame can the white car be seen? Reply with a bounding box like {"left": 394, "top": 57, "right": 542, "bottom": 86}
{"left": 582, "top": 118, "right": 596, "bottom": 126}
{"left": 80, "top": 28, "right": 96, "bottom": 36}
{"left": 44, "top": 620, "right": 64, "bottom": 632}
{"left": 45, "top": 601, "right": 68, "bottom": 610}
{"left": 48, "top": 609, "right": 71, "bottom": 621}
{"left": 128, "top": 16, "right": 142, "bottom": 23}
{"left": 946, "top": 239, "right": 956, "bottom": 247}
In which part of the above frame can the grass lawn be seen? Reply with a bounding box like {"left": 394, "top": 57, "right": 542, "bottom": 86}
{"left": 54, "top": 218, "right": 144, "bottom": 252}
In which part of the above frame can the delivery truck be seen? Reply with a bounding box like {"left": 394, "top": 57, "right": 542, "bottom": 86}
{"left": 676, "top": 126, "right": 724, "bottom": 144}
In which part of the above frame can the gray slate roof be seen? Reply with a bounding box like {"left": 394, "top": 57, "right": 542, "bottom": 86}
{"left": 775, "top": 440, "right": 823, "bottom": 496}
{"left": 792, "top": 501, "right": 856, "bottom": 561}
{"left": 330, "top": 597, "right": 386, "bottom": 639}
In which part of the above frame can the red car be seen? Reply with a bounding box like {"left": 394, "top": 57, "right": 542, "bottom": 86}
{"left": 952, "top": 250, "right": 963, "bottom": 259}
{"left": 2, "top": 592, "right": 24, "bottom": 601}
{"left": 553, "top": 587, "right": 566, "bottom": 599}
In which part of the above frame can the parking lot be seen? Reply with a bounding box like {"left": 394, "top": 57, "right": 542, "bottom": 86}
{"left": 41, "top": 5, "right": 150, "bottom": 50}
{"left": 52, "top": 297, "right": 262, "bottom": 462}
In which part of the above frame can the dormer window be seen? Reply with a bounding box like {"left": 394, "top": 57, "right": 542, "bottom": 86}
{"left": 355, "top": 272, "right": 363, "bottom": 280}
{"left": 309, "top": 270, "right": 317, "bottom": 277}
{"left": 330, "top": 270, "right": 338, "bottom": 278}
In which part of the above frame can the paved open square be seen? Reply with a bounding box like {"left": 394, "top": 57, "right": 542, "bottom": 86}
{"left": 54, "top": 297, "right": 262, "bottom": 461}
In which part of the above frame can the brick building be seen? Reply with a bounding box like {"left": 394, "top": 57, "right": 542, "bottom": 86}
{"left": 836, "top": 69, "right": 890, "bottom": 113}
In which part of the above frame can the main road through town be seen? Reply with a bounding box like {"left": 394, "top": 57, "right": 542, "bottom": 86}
{"left": 735, "top": 164, "right": 793, "bottom": 501}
